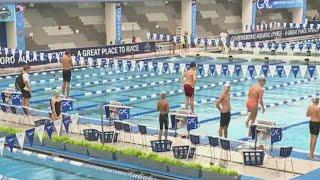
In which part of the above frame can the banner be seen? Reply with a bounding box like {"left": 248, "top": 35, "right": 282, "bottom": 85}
{"left": 191, "top": 1, "right": 197, "bottom": 47}
{"left": 119, "top": 107, "right": 130, "bottom": 120}
{"left": 54, "top": 120, "right": 62, "bottom": 136}
{"left": 62, "top": 115, "right": 71, "bottom": 133}
{"left": 36, "top": 125, "right": 45, "bottom": 143}
{"left": 5, "top": 134, "right": 15, "bottom": 152}
{"left": 229, "top": 28, "right": 320, "bottom": 42}
{"left": 256, "top": 0, "right": 304, "bottom": 10}
{"left": 115, "top": 4, "right": 122, "bottom": 44}
{"left": 271, "top": 127, "right": 282, "bottom": 144}
{"left": 45, "top": 122, "right": 54, "bottom": 139}
{"left": 0, "top": 137, "right": 5, "bottom": 156}
{"left": 25, "top": 128, "right": 35, "bottom": 146}
{"left": 61, "top": 99, "right": 74, "bottom": 112}
{"left": 0, "top": 3, "right": 16, "bottom": 22}
{"left": 187, "top": 116, "right": 199, "bottom": 131}
{"left": 16, "top": 131, "right": 25, "bottom": 149}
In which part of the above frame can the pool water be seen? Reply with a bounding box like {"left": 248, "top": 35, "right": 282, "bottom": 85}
{"left": 0, "top": 56, "right": 318, "bottom": 152}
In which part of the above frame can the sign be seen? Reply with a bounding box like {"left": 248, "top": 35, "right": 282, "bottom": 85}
{"left": 119, "top": 107, "right": 130, "bottom": 120}
{"left": 0, "top": 3, "right": 15, "bottom": 22}
{"left": 271, "top": 127, "right": 282, "bottom": 144}
{"left": 256, "top": 0, "right": 304, "bottom": 10}
{"left": 12, "top": 92, "right": 21, "bottom": 106}
{"left": 115, "top": 4, "right": 122, "bottom": 44}
{"left": 229, "top": 28, "right": 320, "bottom": 42}
{"left": 25, "top": 128, "right": 35, "bottom": 146}
{"left": 5, "top": 134, "right": 15, "bottom": 152}
{"left": 44, "top": 122, "right": 54, "bottom": 139}
{"left": 191, "top": 1, "right": 197, "bottom": 47}
{"left": 187, "top": 116, "right": 199, "bottom": 131}
{"left": 61, "top": 99, "right": 73, "bottom": 112}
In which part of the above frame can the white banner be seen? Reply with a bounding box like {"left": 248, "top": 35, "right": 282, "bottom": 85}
{"left": 216, "top": 64, "right": 222, "bottom": 76}
{"left": 180, "top": 64, "right": 186, "bottom": 72}
{"left": 158, "top": 62, "right": 163, "bottom": 73}
{"left": 169, "top": 63, "right": 174, "bottom": 73}
{"left": 269, "top": 65, "right": 276, "bottom": 77}
{"left": 0, "top": 137, "right": 5, "bottom": 156}
{"left": 255, "top": 65, "right": 261, "bottom": 76}
{"left": 122, "top": 60, "right": 127, "bottom": 70}
{"left": 300, "top": 65, "right": 307, "bottom": 78}
{"left": 242, "top": 65, "right": 248, "bottom": 78}
{"left": 16, "top": 132, "right": 26, "bottom": 149}
{"left": 203, "top": 64, "right": 209, "bottom": 75}
{"left": 54, "top": 120, "right": 62, "bottom": 136}
{"left": 131, "top": 61, "right": 136, "bottom": 71}
{"left": 148, "top": 61, "right": 153, "bottom": 71}
{"left": 229, "top": 65, "right": 235, "bottom": 77}
{"left": 139, "top": 61, "right": 144, "bottom": 71}
{"left": 114, "top": 59, "right": 118, "bottom": 69}
{"left": 284, "top": 65, "right": 291, "bottom": 77}
{"left": 36, "top": 125, "right": 45, "bottom": 143}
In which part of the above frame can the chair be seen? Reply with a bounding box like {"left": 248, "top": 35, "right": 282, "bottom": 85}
{"left": 208, "top": 136, "right": 219, "bottom": 164}
{"left": 266, "top": 146, "right": 294, "bottom": 176}
{"left": 113, "top": 121, "right": 123, "bottom": 142}
{"left": 9, "top": 105, "right": 22, "bottom": 125}
{"left": 138, "top": 125, "right": 148, "bottom": 146}
{"left": 220, "top": 138, "right": 232, "bottom": 163}
{"left": 189, "top": 134, "right": 201, "bottom": 158}
{"left": 122, "top": 123, "right": 134, "bottom": 144}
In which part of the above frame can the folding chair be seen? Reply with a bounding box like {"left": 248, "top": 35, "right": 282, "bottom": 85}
{"left": 266, "top": 146, "right": 294, "bottom": 176}
{"left": 138, "top": 124, "right": 148, "bottom": 146}
{"left": 122, "top": 123, "right": 134, "bottom": 144}
{"left": 208, "top": 136, "right": 219, "bottom": 164}
{"left": 113, "top": 121, "right": 123, "bottom": 142}
{"left": 220, "top": 138, "right": 232, "bottom": 163}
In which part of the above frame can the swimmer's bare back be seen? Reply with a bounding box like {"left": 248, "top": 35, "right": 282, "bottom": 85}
{"left": 185, "top": 69, "right": 196, "bottom": 88}
{"left": 61, "top": 55, "right": 73, "bottom": 70}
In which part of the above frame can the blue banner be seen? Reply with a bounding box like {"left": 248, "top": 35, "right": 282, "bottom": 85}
{"left": 11, "top": 92, "right": 21, "bottom": 106}
{"left": 163, "top": 62, "right": 168, "bottom": 72}
{"left": 222, "top": 64, "right": 228, "bottom": 76}
{"left": 308, "top": 65, "right": 316, "bottom": 78}
{"left": 16, "top": 6, "right": 26, "bottom": 50}
{"left": 0, "top": 3, "right": 15, "bottom": 22}
{"left": 187, "top": 116, "right": 199, "bottom": 131}
{"left": 25, "top": 128, "right": 35, "bottom": 146}
{"left": 271, "top": 127, "right": 282, "bottom": 144}
{"left": 292, "top": 65, "right": 300, "bottom": 78}
{"left": 45, "top": 122, "right": 54, "bottom": 139}
{"left": 197, "top": 64, "right": 203, "bottom": 75}
{"left": 62, "top": 115, "right": 71, "bottom": 133}
{"left": 119, "top": 107, "right": 130, "bottom": 120}
{"left": 115, "top": 4, "right": 122, "bottom": 45}
{"left": 262, "top": 65, "right": 269, "bottom": 77}
{"left": 235, "top": 65, "right": 242, "bottom": 77}
{"left": 209, "top": 64, "right": 215, "bottom": 75}
{"left": 61, "top": 99, "right": 73, "bottom": 112}
{"left": 256, "top": 0, "right": 305, "bottom": 10}
{"left": 276, "top": 65, "right": 284, "bottom": 77}
{"left": 191, "top": 1, "right": 197, "bottom": 47}
{"left": 5, "top": 135, "right": 15, "bottom": 152}
{"left": 174, "top": 63, "right": 180, "bottom": 73}
{"left": 248, "top": 65, "right": 255, "bottom": 77}
{"left": 153, "top": 62, "right": 158, "bottom": 72}
{"left": 127, "top": 61, "right": 132, "bottom": 71}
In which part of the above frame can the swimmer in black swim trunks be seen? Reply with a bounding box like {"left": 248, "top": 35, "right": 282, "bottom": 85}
{"left": 306, "top": 97, "right": 320, "bottom": 160}
{"left": 157, "top": 92, "right": 169, "bottom": 140}
{"left": 61, "top": 51, "right": 73, "bottom": 98}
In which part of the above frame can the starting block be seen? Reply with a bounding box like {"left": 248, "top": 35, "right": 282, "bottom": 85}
{"left": 104, "top": 101, "right": 132, "bottom": 121}
{"left": 170, "top": 109, "right": 199, "bottom": 136}
{"left": 1, "top": 89, "right": 22, "bottom": 106}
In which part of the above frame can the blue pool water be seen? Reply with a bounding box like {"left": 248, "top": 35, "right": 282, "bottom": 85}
{"left": 0, "top": 56, "right": 318, "bottom": 152}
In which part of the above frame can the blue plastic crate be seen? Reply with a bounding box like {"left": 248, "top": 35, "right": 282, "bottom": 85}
{"left": 83, "top": 129, "right": 100, "bottom": 141}
{"left": 100, "top": 131, "right": 118, "bottom": 143}
{"left": 173, "top": 145, "right": 195, "bottom": 159}
{"left": 150, "top": 140, "right": 172, "bottom": 152}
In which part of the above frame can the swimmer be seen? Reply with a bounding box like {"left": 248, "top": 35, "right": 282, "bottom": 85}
{"left": 216, "top": 84, "right": 231, "bottom": 138}
{"left": 157, "top": 92, "right": 169, "bottom": 140}
{"left": 180, "top": 69, "right": 187, "bottom": 87}
{"left": 21, "top": 65, "right": 31, "bottom": 108}
{"left": 51, "top": 90, "right": 62, "bottom": 121}
{"left": 306, "top": 97, "right": 320, "bottom": 160}
{"left": 61, "top": 51, "right": 73, "bottom": 98}
{"left": 245, "top": 76, "right": 266, "bottom": 135}
{"left": 182, "top": 62, "right": 197, "bottom": 113}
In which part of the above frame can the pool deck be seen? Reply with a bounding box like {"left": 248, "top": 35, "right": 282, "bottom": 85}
{"left": 1, "top": 112, "right": 320, "bottom": 180}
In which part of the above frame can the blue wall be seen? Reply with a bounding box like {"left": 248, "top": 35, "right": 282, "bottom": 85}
{"left": 0, "top": 22, "right": 7, "bottom": 47}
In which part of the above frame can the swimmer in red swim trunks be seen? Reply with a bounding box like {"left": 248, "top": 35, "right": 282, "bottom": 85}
{"left": 245, "top": 76, "right": 266, "bottom": 135}
{"left": 182, "top": 62, "right": 197, "bottom": 113}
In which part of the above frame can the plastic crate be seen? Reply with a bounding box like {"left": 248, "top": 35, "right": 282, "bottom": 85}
{"left": 100, "top": 131, "right": 118, "bottom": 143}
{"left": 243, "top": 150, "right": 265, "bottom": 166}
{"left": 173, "top": 146, "right": 195, "bottom": 159}
{"left": 83, "top": 129, "right": 100, "bottom": 141}
{"left": 150, "top": 140, "right": 172, "bottom": 152}
{"left": 34, "top": 119, "right": 52, "bottom": 127}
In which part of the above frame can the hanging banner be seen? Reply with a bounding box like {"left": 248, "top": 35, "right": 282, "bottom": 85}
{"left": 25, "top": 128, "right": 35, "bottom": 146}
{"left": 45, "top": 122, "right": 54, "bottom": 139}
{"left": 16, "top": 131, "right": 25, "bottom": 149}
{"left": 54, "top": 120, "right": 62, "bottom": 136}
{"left": 62, "top": 115, "right": 71, "bottom": 133}
{"left": 36, "top": 125, "right": 45, "bottom": 143}
{"left": 115, "top": 3, "right": 122, "bottom": 45}
{"left": 255, "top": 65, "right": 262, "bottom": 76}
{"left": 276, "top": 65, "right": 284, "bottom": 77}
{"left": 187, "top": 116, "right": 199, "bottom": 131}
{"left": 229, "top": 65, "right": 235, "bottom": 77}
{"left": 191, "top": 1, "right": 197, "bottom": 47}
{"left": 197, "top": 64, "right": 203, "bottom": 75}
{"left": 292, "top": 65, "right": 300, "bottom": 78}
{"left": 235, "top": 65, "right": 242, "bottom": 77}
{"left": 174, "top": 63, "right": 180, "bottom": 73}
{"left": 222, "top": 65, "right": 228, "bottom": 76}
{"left": 300, "top": 65, "right": 307, "bottom": 78}
{"left": 5, "top": 134, "right": 15, "bottom": 152}
{"left": 284, "top": 65, "right": 291, "bottom": 77}
{"left": 256, "top": 0, "right": 304, "bottom": 10}
{"left": 308, "top": 65, "right": 316, "bottom": 77}
{"left": 269, "top": 65, "right": 276, "bottom": 77}
{"left": 248, "top": 65, "right": 255, "bottom": 77}
{"left": 0, "top": 3, "right": 16, "bottom": 22}
{"left": 163, "top": 62, "right": 168, "bottom": 72}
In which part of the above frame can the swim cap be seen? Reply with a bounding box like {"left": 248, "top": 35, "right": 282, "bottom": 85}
{"left": 312, "top": 97, "right": 319, "bottom": 103}
{"left": 160, "top": 91, "right": 167, "bottom": 99}
{"left": 258, "top": 75, "right": 266, "bottom": 81}
{"left": 223, "top": 83, "right": 230, "bottom": 90}
{"left": 53, "top": 89, "right": 61, "bottom": 97}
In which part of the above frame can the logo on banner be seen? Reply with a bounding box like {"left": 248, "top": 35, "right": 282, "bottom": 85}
{"left": 26, "top": 128, "right": 35, "bottom": 146}
{"left": 5, "top": 135, "right": 15, "bottom": 152}
{"left": 45, "top": 122, "right": 54, "bottom": 139}
{"left": 174, "top": 63, "right": 180, "bottom": 72}
{"left": 198, "top": 64, "right": 203, "bottom": 75}
{"left": 276, "top": 65, "right": 284, "bottom": 77}
{"left": 144, "top": 43, "right": 151, "bottom": 52}
{"left": 256, "top": 0, "right": 272, "bottom": 9}
{"left": 222, "top": 65, "right": 228, "bottom": 76}
{"left": 308, "top": 66, "right": 316, "bottom": 77}
{"left": 187, "top": 117, "right": 199, "bottom": 131}
{"left": 292, "top": 66, "right": 300, "bottom": 78}
{"left": 271, "top": 127, "right": 282, "bottom": 144}
{"left": 12, "top": 93, "right": 22, "bottom": 106}
{"left": 119, "top": 108, "right": 130, "bottom": 120}
{"left": 262, "top": 65, "right": 269, "bottom": 77}
{"left": 0, "top": 6, "right": 11, "bottom": 20}
{"left": 62, "top": 116, "right": 71, "bottom": 133}
{"left": 235, "top": 65, "right": 242, "bottom": 77}
{"left": 62, "top": 100, "right": 73, "bottom": 112}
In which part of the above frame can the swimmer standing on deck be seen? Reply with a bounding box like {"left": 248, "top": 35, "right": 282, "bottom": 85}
{"left": 182, "top": 62, "right": 197, "bottom": 113}
{"left": 157, "top": 92, "right": 170, "bottom": 141}
{"left": 61, "top": 51, "right": 73, "bottom": 98}
{"left": 306, "top": 97, "right": 320, "bottom": 160}
{"left": 216, "top": 84, "right": 231, "bottom": 138}
{"left": 245, "top": 76, "right": 266, "bottom": 135}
